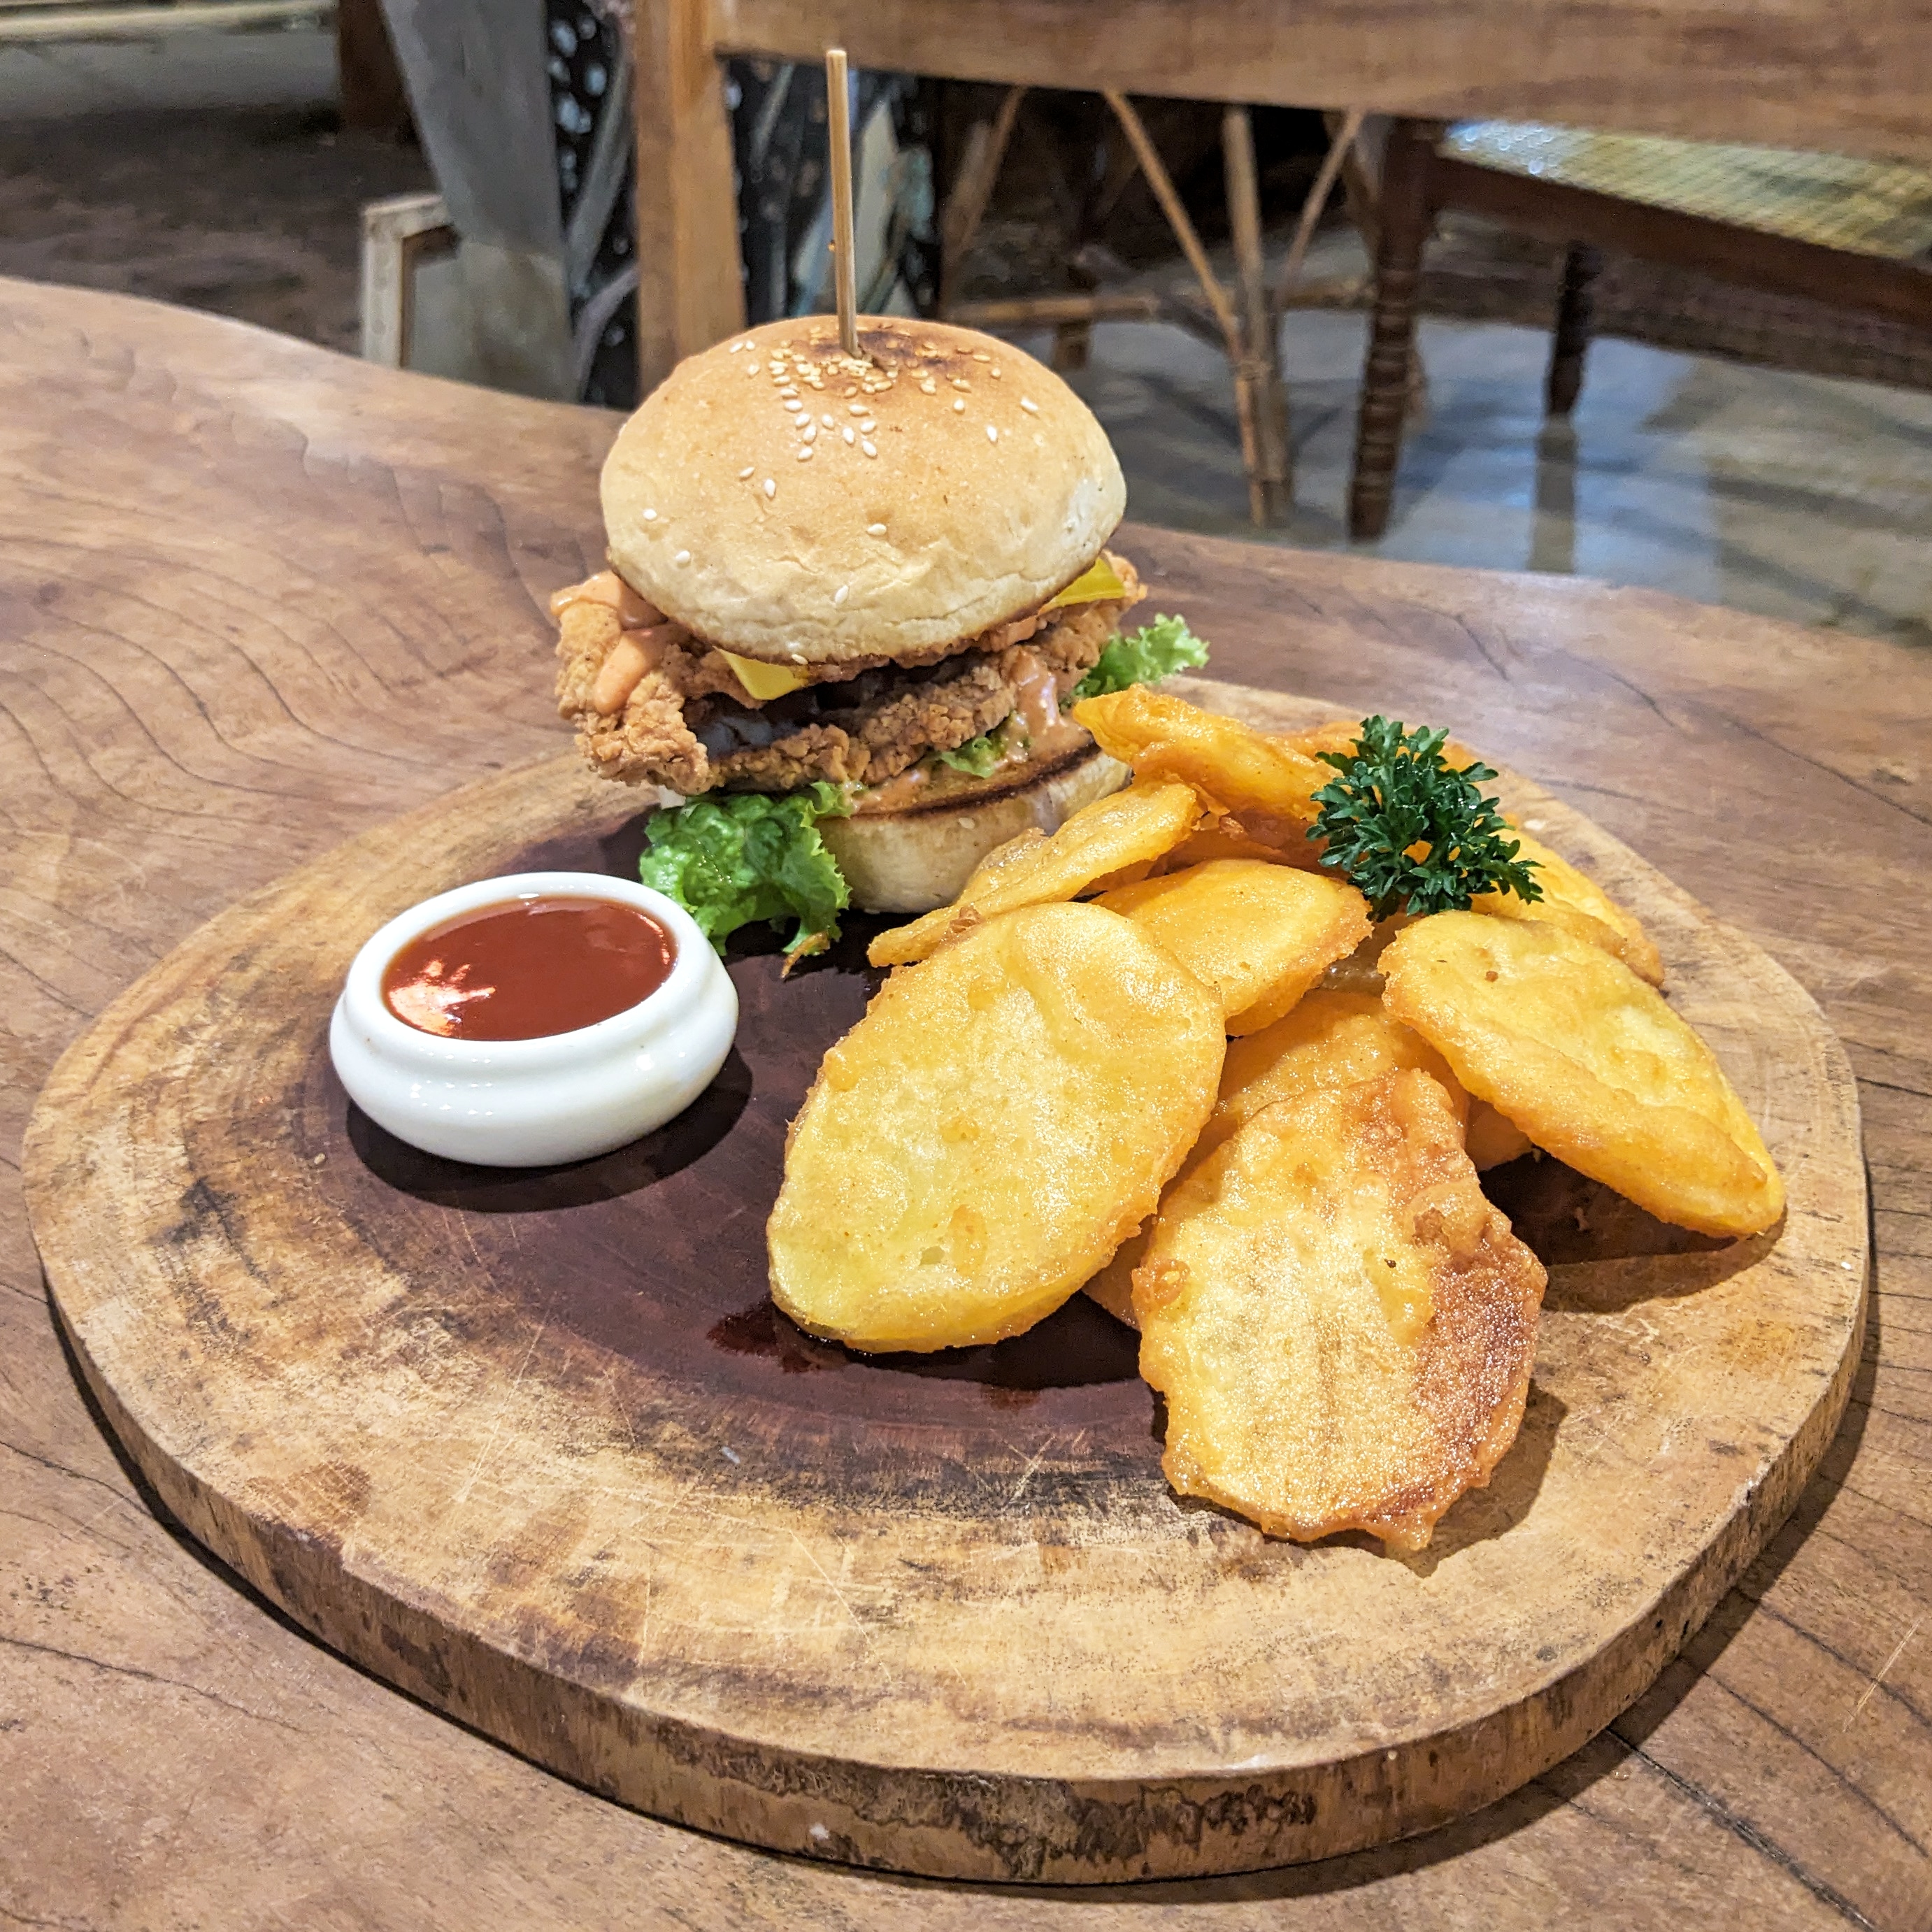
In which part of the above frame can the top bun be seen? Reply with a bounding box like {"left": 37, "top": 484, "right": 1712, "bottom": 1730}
{"left": 601, "top": 316, "right": 1126, "bottom": 666}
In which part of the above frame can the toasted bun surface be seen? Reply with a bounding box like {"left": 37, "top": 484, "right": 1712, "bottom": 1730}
{"left": 601, "top": 317, "right": 1126, "bottom": 667}
{"left": 822, "top": 744, "right": 1128, "bottom": 914}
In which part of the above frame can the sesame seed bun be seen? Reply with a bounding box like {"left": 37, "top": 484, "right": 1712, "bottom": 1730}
{"left": 820, "top": 741, "right": 1129, "bottom": 913}
{"left": 601, "top": 316, "right": 1126, "bottom": 668}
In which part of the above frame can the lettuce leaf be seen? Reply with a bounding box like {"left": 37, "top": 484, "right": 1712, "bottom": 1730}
{"left": 1068, "top": 614, "right": 1210, "bottom": 702}
{"left": 638, "top": 781, "right": 852, "bottom": 961}
{"left": 933, "top": 731, "right": 1002, "bottom": 777}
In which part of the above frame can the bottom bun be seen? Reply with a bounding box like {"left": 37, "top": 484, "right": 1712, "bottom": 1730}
{"left": 822, "top": 742, "right": 1129, "bottom": 915}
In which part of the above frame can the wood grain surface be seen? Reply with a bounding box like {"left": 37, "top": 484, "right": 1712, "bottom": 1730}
{"left": 1, "top": 278, "right": 1928, "bottom": 1925}
{"left": 708, "top": 0, "right": 1932, "bottom": 166}
{"left": 21, "top": 692, "right": 1865, "bottom": 1882}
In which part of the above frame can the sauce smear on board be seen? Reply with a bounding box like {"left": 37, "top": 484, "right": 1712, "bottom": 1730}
{"left": 382, "top": 897, "right": 675, "bottom": 1040}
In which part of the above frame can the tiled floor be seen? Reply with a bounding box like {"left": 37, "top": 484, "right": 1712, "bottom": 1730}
{"left": 1032, "top": 310, "right": 1932, "bottom": 649}
{"left": 5, "top": 22, "right": 1930, "bottom": 646}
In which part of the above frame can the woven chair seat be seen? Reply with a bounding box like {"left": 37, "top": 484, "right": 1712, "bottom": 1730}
{"left": 1443, "top": 121, "right": 1932, "bottom": 262}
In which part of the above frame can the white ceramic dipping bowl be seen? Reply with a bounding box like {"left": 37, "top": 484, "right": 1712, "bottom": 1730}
{"left": 329, "top": 871, "right": 738, "bottom": 1168}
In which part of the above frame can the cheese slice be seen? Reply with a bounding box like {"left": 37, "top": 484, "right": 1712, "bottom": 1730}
{"left": 1043, "top": 554, "right": 1127, "bottom": 610}
{"left": 720, "top": 651, "right": 811, "bottom": 701}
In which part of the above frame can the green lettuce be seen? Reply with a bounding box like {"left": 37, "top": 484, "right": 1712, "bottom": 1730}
{"left": 638, "top": 781, "right": 852, "bottom": 963}
{"left": 1068, "top": 614, "right": 1210, "bottom": 702}
{"left": 933, "top": 731, "right": 1002, "bottom": 777}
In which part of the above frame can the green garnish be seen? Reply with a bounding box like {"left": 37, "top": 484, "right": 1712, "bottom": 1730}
{"left": 638, "top": 780, "right": 852, "bottom": 964}
{"left": 1310, "top": 717, "right": 1542, "bottom": 920}
{"left": 1068, "top": 614, "right": 1210, "bottom": 702}
{"left": 933, "top": 731, "right": 1002, "bottom": 777}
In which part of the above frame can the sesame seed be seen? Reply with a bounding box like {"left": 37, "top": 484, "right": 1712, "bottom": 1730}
{"left": 641, "top": 508, "right": 658, "bottom": 521}
{"left": 763, "top": 478, "right": 776, "bottom": 497}
{"left": 867, "top": 522, "right": 887, "bottom": 536}
{"left": 674, "top": 549, "right": 692, "bottom": 564}
{"left": 821, "top": 413, "right": 834, "bottom": 427}
{"left": 843, "top": 385, "right": 859, "bottom": 397}
{"left": 987, "top": 424, "right": 999, "bottom": 443}
{"left": 842, "top": 427, "right": 855, "bottom": 444}
{"left": 802, "top": 424, "right": 817, "bottom": 442}
{"left": 729, "top": 340, "right": 747, "bottom": 353}
{"left": 746, "top": 362, "right": 761, "bottom": 375}
{"left": 989, "top": 366, "right": 1003, "bottom": 378}
{"left": 739, "top": 464, "right": 754, "bottom": 478}
{"left": 833, "top": 585, "right": 850, "bottom": 606}
{"left": 950, "top": 377, "right": 970, "bottom": 390}
{"left": 859, "top": 420, "right": 876, "bottom": 435}
{"left": 848, "top": 403, "right": 867, "bottom": 415}
{"left": 919, "top": 378, "right": 937, "bottom": 394}
{"left": 784, "top": 399, "right": 803, "bottom": 412}
{"left": 861, "top": 440, "right": 878, "bottom": 457}
{"left": 971, "top": 351, "right": 992, "bottom": 362}
{"left": 1019, "top": 397, "right": 1039, "bottom": 413}
{"left": 796, "top": 446, "right": 813, "bottom": 460}
{"left": 952, "top": 399, "right": 966, "bottom": 413}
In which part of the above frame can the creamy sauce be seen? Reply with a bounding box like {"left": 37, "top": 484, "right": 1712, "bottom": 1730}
{"left": 548, "top": 568, "right": 665, "bottom": 630}
{"left": 591, "top": 627, "right": 678, "bottom": 714}
{"left": 857, "top": 766, "right": 930, "bottom": 813}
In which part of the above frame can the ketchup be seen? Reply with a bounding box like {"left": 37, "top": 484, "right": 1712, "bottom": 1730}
{"left": 382, "top": 896, "right": 675, "bottom": 1040}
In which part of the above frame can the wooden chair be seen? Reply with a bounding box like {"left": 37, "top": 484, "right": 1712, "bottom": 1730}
{"left": 936, "top": 91, "right": 1367, "bottom": 525}
{"left": 1347, "top": 118, "right": 1932, "bottom": 540}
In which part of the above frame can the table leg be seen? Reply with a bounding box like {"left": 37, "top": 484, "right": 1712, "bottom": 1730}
{"left": 1348, "top": 117, "right": 1437, "bottom": 543}
{"left": 1547, "top": 241, "right": 1602, "bottom": 417}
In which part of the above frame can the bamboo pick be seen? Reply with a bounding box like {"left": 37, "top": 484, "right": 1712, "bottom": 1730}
{"left": 824, "top": 47, "right": 859, "bottom": 356}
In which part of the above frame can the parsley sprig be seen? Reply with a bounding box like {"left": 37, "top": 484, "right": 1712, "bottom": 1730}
{"left": 1310, "top": 717, "right": 1542, "bottom": 920}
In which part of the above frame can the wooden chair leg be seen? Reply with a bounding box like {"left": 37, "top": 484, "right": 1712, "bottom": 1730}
{"left": 1348, "top": 118, "right": 1437, "bottom": 543}
{"left": 939, "top": 85, "right": 1026, "bottom": 314}
{"left": 1546, "top": 242, "right": 1602, "bottom": 417}
{"left": 1222, "top": 105, "right": 1289, "bottom": 524}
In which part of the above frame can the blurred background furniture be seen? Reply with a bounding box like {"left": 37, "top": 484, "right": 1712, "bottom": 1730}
{"left": 1349, "top": 118, "right": 1932, "bottom": 538}
{"left": 359, "top": 0, "right": 1932, "bottom": 528}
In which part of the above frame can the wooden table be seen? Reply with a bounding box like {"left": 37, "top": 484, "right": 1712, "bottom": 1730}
{"left": 1, "top": 280, "right": 1926, "bottom": 1929}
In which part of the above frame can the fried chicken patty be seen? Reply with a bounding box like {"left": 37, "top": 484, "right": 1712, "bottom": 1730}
{"left": 553, "top": 552, "right": 1145, "bottom": 796}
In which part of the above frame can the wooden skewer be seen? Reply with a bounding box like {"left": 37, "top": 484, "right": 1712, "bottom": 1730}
{"left": 824, "top": 47, "right": 859, "bottom": 357}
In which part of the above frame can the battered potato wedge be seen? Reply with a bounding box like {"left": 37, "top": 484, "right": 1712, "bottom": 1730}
{"left": 1082, "top": 989, "right": 1466, "bottom": 1329}
{"left": 1282, "top": 717, "right": 1487, "bottom": 774}
{"left": 1096, "top": 861, "right": 1371, "bottom": 1033}
{"left": 771, "top": 901, "right": 1224, "bottom": 1352}
{"left": 1073, "top": 688, "right": 1331, "bottom": 825}
{"left": 1150, "top": 821, "right": 1326, "bottom": 874}
{"left": 1135, "top": 1070, "right": 1547, "bottom": 1550}
{"left": 1466, "top": 1101, "right": 1536, "bottom": 1171}
{"left": 866, "top": 782, "right": 1201, "bottom": 967}
{"left": 1382, "top": 913, "right": 1782, "bottom": 1236}
{"left": 1210, "top": 991, "right": 1468, "bottom": 1144}
{"left": 1473, "top": 827, "right": 1664, "bottom": 986}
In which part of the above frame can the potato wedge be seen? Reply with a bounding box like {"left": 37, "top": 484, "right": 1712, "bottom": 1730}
{"left": 1382, "top": 912, "right": 1782, "bottom": 1236}
{"left": 1466, "top": 1101, "right": 1536, "bottom": 1171}
{"left": 771, "top": 901, "right": 1224, "bottom": 1352}
{"left": 1136, "top": 1069, "right": 1547, "bottom": 1550}
{"left": 1473, "top": 827, "right": 1665, "bottom": 985}
{"left": 1096, "top": 861, "right": 1371, "bottom": 1034}
{"left": 1073, "top": 687, "right": 1331, "bottom": 824}
{"left": 1082, "top": 988, "right": 1464, "bottom": 1329}
{"left": 866, "top": 781, "right": 1201, "bottom": 967}
{"left": 1282, "top": 717, "right": 1487, "bottom": 775}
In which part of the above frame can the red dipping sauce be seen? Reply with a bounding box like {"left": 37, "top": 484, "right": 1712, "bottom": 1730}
{"left": 382, "top": 896, "right": 675, "bottom": 1040}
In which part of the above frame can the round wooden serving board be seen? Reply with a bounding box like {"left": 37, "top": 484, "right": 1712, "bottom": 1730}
{"left": 23, "top": 679, "right": 1866, "bottom": 1885}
